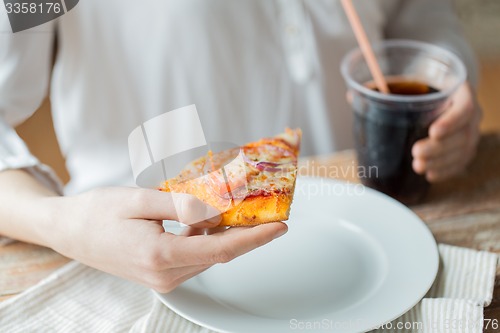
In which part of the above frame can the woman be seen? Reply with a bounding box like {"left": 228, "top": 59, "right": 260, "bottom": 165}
{"left": 0, "top": 0, "right": 481, "bottom": 292}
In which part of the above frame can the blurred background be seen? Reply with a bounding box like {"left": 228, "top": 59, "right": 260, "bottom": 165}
{"left": 15, "top": 0, "right": 500, "bottom": 184}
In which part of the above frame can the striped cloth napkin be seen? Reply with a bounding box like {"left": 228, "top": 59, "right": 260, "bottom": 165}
{"left": 0, "top": 244, "right": 497, "bottom": 333}
{"left": 373, "top": 245, "right": 498, "bottom": 333}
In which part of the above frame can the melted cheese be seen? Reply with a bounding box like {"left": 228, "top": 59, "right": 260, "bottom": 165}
{"left": 162, "top": 128, "right": 300, "bottom": 207}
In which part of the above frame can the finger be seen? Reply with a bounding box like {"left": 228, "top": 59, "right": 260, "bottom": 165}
{"left": 162, "top": 222, "right": 288, "bottom": 268}
{"left": 170, "top": 192, "right": 222, "bottom": 227}
{"left": 182, "top": 225, "right": 233, "bottom": 237}
{"left": 205, "top": 225, "right": 231, "bottom": 235}
{"left": 181, "top": 227, "right": 206, "bottom": 237}
{"left": 422, "top": 149, "right": 467, "bottom": 173}
{"left": 413, "top": 137, "right": 473, "bottom": 176}
{"left": 412, "top": 126, "right": 468, "bottom": 160}
{"left": 414, "top": 145, "right": 475, "bottom": 180}
{"left": 126, "top": 189, "right": 221, "bottom": 226}
{"left": 426, "top": 161, "right": 468, "bottom": 182}
{"left": 424, "top": 146, "right": 476, "bottom": 183}
{"left": 412, "top": 157, "right": 426, "bottom": 175}
{"left": 413, "top": 109, "right": 481, "bottom": 176}
{"left": 429, "top": 83, "right": 473, "bottom": 139}
{"left": 181, "top": 224, "right": 246, "bottom": 238}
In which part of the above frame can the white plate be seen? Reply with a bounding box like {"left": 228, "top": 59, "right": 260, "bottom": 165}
{"left": 156, "top": 177, "right": 438, "bottom": 333}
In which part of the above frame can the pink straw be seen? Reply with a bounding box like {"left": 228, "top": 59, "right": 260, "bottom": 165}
{"left": 341, "top": 0, "right": 390, "bottom": 94}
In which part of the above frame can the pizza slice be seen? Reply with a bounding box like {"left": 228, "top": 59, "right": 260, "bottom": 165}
{"left": 159, "top": 128, "right": 301, "bottom": 226}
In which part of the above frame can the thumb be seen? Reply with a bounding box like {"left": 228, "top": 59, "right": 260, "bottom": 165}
{"left": 429, "top": 84, "right": 473, "bottom": 139}
{"left": 128, "top": 189, "right": 221, "bottom": 227}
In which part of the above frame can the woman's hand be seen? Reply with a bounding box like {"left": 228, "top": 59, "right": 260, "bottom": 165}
{"left": 44, "top": 187, "right": 287, "bottom": 293}
{"left": 412, "top": 82, "right": 482, "bottom": 182}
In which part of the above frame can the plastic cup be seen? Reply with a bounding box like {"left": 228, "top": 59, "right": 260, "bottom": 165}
{"left": 341, "top": 39, "right": 467, "bottom": 205}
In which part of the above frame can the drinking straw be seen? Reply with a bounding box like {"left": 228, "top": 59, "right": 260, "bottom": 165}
{"left": 340, "top": 0, "right": 390, "bottom": 94}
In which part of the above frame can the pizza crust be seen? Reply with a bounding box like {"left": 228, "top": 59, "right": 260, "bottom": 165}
{"left": 219, "top": 192, "right": 293, "bottom": 227}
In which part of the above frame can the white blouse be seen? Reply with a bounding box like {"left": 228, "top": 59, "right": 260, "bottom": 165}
{"left": 0, "top": 0, "right": 477, "bottom": 194}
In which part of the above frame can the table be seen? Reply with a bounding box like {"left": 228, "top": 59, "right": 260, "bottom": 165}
{"left": 1, "top": 133, "right": 499, "bottom": 331}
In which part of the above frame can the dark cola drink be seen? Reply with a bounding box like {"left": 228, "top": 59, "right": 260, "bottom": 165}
{"left": 354, "top": 81, "right": 442, "bottom": 205}
{"left": 341, "top": 40, "right": 467, "bottom": 205}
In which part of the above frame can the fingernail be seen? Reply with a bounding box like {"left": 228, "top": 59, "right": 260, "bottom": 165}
{"left": 274, "top": 227, "right": 288, "bottom": 239}
{"left": 412, "top": 142, "right": 430, "bottom": 158}
{"left": 207, "top": 215, "right": 221, "bottom": 225}
{"left": 412, "top": 159, "right": 421, "bottom": 173}
{"left": 414, "top": 158, "right": 427, "bottom": 173}
{"left": 411, "top": 145, "right": 421, "bottom": 158}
